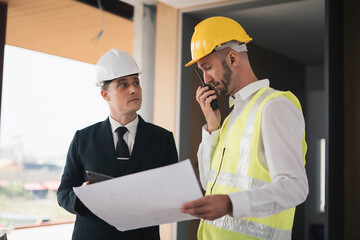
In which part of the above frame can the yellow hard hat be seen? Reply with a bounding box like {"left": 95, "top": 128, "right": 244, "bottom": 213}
{"left": 185, "top": 16, "right": 252, "bottom": 67}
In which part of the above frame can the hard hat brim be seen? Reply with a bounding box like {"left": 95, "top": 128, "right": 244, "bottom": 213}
{"left": 185, "top": 58, "right": 198, "bottom": 67}
{"left": 96, "top": 71, "right": 142, "bottom": 87}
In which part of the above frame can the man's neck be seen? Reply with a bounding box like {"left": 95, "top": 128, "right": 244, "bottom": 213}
{"left": 111, "top": 113, "right": 137, "bottom": 126}
{"left": 231, "top": 69, "right": 258, "bottom": 96}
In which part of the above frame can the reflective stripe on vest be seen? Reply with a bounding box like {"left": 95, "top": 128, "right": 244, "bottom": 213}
{"left": 206, "top": 215, "right": 292, "bottom": 240}
{"left": 235, "top": 88, "right": 276, "bottom": 177}
{"left": 208, "top": 169, "right": 268, "bottom": 189}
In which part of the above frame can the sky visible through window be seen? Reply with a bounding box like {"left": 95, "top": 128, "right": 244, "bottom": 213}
{"left": 0, "top": 45, "right": 108, "bottom": 163}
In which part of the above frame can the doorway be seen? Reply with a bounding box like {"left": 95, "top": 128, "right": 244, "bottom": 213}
{"left": 177, "top": 0, "right": 325, "bottom": 239}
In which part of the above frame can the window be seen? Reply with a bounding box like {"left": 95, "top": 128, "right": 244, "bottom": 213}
{"left": 0, "top": 45, "right": 108, "bottom": 233}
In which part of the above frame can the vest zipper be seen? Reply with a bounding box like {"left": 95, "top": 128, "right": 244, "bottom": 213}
{"left": 210, "top": 147, "right": 226, "bottom": 195}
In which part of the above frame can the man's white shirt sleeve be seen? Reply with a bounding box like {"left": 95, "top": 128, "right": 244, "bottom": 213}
{"left": 197, "top": 124, "right": 220, "bottom": 190}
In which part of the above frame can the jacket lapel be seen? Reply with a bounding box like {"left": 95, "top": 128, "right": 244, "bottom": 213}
{"left": 125, "top": 115, "right": 151, "bottom": 174}
{"left": 96, "top": 118, "right": 119, "bottom": 174}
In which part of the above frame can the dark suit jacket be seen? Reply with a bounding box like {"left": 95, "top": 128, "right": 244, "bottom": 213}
{"left": 57, "top": 116, "right": 178, "bottom": 240}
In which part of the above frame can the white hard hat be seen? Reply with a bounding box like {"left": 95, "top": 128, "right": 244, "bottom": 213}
{"left": 96, "top": 49, "right": 141, "bottom": 87}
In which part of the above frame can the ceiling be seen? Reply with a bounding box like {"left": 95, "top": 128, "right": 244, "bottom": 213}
{"left": 2, "top": 0, "right": 134, "bottom": 64}
{"left": 1, "top": 0, "right": 324, "bottom": 65}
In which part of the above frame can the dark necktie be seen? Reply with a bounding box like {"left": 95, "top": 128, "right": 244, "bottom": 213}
{"left": 116, "top": 127, "right": 130, "bottom": 160}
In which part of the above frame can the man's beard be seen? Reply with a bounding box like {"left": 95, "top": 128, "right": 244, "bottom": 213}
{"left": 216, "top": 60, "right": 232, "bottom": 96}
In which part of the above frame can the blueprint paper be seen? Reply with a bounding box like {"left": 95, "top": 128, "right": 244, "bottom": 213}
{"left": 73, "top": 159, "right": 203, "bottom": 231}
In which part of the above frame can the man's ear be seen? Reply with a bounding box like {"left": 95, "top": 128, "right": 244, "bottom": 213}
{"left": 227, "top": 51, "right": 239, "bottom": 68}
{"left": 101, "top": 89, "right": 109, "bottom": 101}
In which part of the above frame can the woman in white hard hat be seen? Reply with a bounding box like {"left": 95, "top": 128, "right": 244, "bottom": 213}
{"left": 57, "top": 49, "right": 178, "bottom": 240}
{"left": 181, "top": 16, "right": 308, "bottom": 240}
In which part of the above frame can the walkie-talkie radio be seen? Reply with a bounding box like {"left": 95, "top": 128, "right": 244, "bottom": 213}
{"left": 194, "top": 68, "right": 219, "bottom": 111}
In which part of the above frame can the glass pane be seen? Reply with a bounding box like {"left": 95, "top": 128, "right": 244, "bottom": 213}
{"left": 0, "top": 45, "right": 108, "bottom": 231}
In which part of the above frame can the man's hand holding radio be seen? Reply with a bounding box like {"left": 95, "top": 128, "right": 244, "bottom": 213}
{"left": 196, "top": 85, "right": 221, "bottom": 133}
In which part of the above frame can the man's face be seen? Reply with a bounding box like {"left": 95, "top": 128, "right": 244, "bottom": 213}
{"left": 101, "top": 74, "right": 142, "bottom": 115}
{"left": 197, "top": 53, "right": 233, "bottom": 96}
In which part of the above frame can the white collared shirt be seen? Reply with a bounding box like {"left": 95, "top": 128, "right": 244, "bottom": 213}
{"left": 198, "top": 79, "right": 308, "bottom": 218}
{"left": 109, "top": 115, "right": 139, "bottom": 156}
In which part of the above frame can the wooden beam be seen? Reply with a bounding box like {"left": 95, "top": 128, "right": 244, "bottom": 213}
{"left": 153, "top": 2, "right": 179, "bottom": 240}
{"left": 153, "top": 2, "right": 178, "bottom": 133}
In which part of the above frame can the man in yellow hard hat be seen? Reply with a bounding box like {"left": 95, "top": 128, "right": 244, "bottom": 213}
{"left": 57, "top": 49, "right": 178, "bottom": 240}
{"left": 181, "top": 16, "right": 308, "bottom": 240}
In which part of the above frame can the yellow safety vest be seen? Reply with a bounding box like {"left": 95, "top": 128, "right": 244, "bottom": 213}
{"left": 198, "top": 87, "right": 307, "bottom": 240}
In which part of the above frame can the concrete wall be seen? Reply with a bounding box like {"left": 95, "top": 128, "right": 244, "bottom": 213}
{"left": 153, "top": 2, "right": 179, "bottom": 239}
